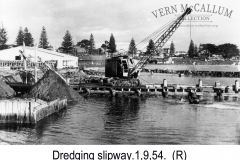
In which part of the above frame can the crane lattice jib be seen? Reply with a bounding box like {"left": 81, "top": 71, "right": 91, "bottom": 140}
{"left": 154, "top": 8, "right": 192, "bottom": 50}
{"left": 129, "top": 8, "right": 192, "bottom": 76}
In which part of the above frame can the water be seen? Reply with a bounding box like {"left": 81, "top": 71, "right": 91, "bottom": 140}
{"left": 1, "top": 74, "right": 240, "bottom": 145}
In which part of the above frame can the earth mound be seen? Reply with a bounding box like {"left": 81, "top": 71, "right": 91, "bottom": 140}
{"left": 0, "top": 79, "right": 15, "bottom": 98}
{"left": 28, "top": 70, "right": 82, "bottom": 102}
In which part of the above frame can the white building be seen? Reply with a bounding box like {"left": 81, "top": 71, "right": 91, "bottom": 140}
{"left": 174, "top": 51, "right": 187, "bottom": 56}
{"left": 0, "top": 46, "right": 78, "bottom": 69}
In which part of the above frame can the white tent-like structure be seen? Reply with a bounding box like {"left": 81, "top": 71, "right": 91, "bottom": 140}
{"left": 0, "top": 46, "right": 78, "bottom": 69}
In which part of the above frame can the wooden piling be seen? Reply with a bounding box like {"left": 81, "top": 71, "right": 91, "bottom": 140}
{"left": 0, "top": 98, "right": 67, "bottom": 124}
{"left": 135, "top": 89, "right": 141, "bottom": 97}
{"left": 163, "top": 79, "right": 167, "bottom": 87}
{"left": 110, "top": 88, "right": 116, "bottom": 97}
{"left": 214, "top": 81, "right": 220, "bottom": 87}
{"left": 235, "top": 80, "right": 239, "bottom": 93}
{"left": 198, "top": 79, "right": 202, "bottom": 88}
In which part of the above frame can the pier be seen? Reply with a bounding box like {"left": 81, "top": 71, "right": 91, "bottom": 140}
{"left": 70, "top": 79, "right": 240, "bottom": 101}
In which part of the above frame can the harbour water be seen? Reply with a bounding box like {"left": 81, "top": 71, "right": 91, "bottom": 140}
{"left": 0, "top": 73, "right": 240, "bottom": 145}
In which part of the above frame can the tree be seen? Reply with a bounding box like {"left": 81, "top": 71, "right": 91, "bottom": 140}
{"left": 61, "top": 30, "right": 74, "bottom": 54}
{"left": 146, "top": 39, "right": 155, "bottom": 55}
{"left": 128, "top": 38, "right": 137, "bottom": 57}
{"left": 100, "top": 41, "right": 109, "bottom": 56}
{"left": 187, "top": 40, "right": 195, "bottom": 58}
{"left": 199, "top": 43, "right": 217, "bottom": 57}
{"left": 23, "top": 27, "right": 34, "bottom": 46}
{"left": 15, "top": 27, "right": 24, "bottom": 46}
{"left": 89, "top": 33, "right": 95, "bottom": 55}
{"left": 0, "top": 24, "right": 8, "bottom": 50}
{"left": 218, "top": 43, "right": 239, "bottom": 59}
{"left": 101, "top": 41, "right": 109, "bottom": 50}
{"left": 77, "top": 39, "right": 91, "bottom": 48}
{"left": 108, "top": 33, "right": 117, "bottom": 54}
{"left": 76, "top": 39, "right": 91, "bottom": 54}
{"left": 101, "top": 43, "right": 107, "bottom": 50}
{"left": 169, "top": 41, "right": 175, "bottom": 56}
{"left": 194, "top": 44, "right": 198, "bottom": 56}
{"left": 39, "top": 26, "right": 49, "bottom": 49}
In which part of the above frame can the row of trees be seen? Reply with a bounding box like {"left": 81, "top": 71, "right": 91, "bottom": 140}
{"left": 0, "top": 23, "right": 138, "bottom": 56}
{"left": 1, "top": 25, "right": 55, "bottom": 51}
{"left": 188, "top": 40, "right": 240, "bottom": 59}
{"left": 15, "top": 27, "right": 34, "bottom": 47}
{"left": 0, "top": 23, "right": 135, "bottom": 56}
{"left": 1, "top": 23, "right": 239, "bottom": 59}
{"left": 144, "top": 39, "right": 240, "bottom": 59}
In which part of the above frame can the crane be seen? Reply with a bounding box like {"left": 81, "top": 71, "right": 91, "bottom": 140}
{"left": 128, "top": 7, "right": 192, "bottom": 77}
{"left": 103, "top": 8, "right": 192, "bottom": 86}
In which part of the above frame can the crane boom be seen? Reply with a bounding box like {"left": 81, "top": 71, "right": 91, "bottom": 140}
{"left": 129, "top": 8, "right": 192, "bottom": 76}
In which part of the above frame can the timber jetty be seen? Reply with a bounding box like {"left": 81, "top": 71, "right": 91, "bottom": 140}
{"left": 70, "top": 78, "right": 240, "bottom": 102}
{"left": 0, "top": 98, "right": 67, "bottom": 123}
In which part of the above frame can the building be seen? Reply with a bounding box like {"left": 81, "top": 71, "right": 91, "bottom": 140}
{"left": 163, "top": 56, "right": 174, "bottom": 64}
{"left": 174, "top": 51, "right": 187, "bottom": 56}
{"left": 73, "top": 45, "right": 87, "bottom": 56}
{"left": 0, "top": 46, "right": 78, "bottom": 69}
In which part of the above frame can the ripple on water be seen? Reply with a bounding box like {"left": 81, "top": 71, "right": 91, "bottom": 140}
{"left": 0, "top": 94, "right": 240, "bottom": 144}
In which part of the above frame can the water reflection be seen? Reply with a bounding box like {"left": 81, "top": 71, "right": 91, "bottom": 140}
{"left": 99, "top": 96, "right": 143, "bottom": 144}
{"left": 1, "top": 94, "right": 240, "bottom": 144}
{"left": 0, "top": 109, "right": 67, "bottom": 144}
{"left": 236, "top": 124, "right": 240, "bottom": 145}
{"left": 35, "top": 109, "right": 67, "bottom": 137}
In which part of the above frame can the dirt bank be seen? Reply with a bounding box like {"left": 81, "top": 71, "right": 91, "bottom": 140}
{"left": 28, "top": 70, "right": 82, "bottom": 102}
{"left": 0, "top": 79, "right": 15, "bottom": 98}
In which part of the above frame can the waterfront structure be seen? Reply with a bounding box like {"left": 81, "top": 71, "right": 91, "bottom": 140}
{"left": 0, "top": 98, "right": 67, "bottom": 123}
{"left": 0, "top": 46, "right": 78, "bottom": 69}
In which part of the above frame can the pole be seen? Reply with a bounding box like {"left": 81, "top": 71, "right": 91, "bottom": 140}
{"left": 35, "top": 44, "right": 38, "bottom": 83}
{"left": 23, "top": 42, "right": 27, "bottom": 84}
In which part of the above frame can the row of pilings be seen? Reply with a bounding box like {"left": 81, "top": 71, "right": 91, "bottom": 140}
{"left": 71, "top": 79, "right": 240, "bottom": 102}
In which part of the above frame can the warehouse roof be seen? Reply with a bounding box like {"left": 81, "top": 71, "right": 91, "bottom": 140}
{"left": 0, "top": 46, "right": 78, "bottom": 60}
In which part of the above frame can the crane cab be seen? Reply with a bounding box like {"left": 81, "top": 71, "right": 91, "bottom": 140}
{"left": 105, "top": 56, "right": 136, "bottom": 79}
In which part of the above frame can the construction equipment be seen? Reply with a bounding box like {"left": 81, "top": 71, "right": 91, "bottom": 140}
{"left": 19, "top": 46, "right": 66, "bottom": 83}
{"left": 129, "top": 8, "right": 192, "bottom": 77}
{"left": 95, "top": 8, "right": 192, "bottom": 86}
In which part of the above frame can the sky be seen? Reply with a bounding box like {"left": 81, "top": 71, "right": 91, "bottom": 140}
{"left": 0, "top": 0, "right": 239, "bottom": 52}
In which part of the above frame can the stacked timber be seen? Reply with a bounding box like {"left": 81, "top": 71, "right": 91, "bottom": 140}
{"left": 28, "top": 70, "right": 81, "bottom": 102}
{"left": 0, "top": 79, "right": 15, "bottom": 98}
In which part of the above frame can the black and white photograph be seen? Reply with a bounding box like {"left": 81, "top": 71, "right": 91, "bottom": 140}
{"left": 0, "top": 0, "right": 240, "bottom": 148}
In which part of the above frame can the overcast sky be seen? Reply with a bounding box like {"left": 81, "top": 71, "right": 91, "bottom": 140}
{"left": 0, "top": 0, "right": 239, "bottom": 51}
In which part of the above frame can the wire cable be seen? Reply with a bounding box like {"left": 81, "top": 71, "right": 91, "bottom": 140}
{"left": 136, "top": 16, "right": 179, "bottom": 50}
{"left": 136, "top": 16, "right": 178, "bottom": 49}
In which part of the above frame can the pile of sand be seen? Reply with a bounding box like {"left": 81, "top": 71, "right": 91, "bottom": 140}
{"left": 28, "top": 70, "right": 82, "bottom": 102}
{"left": 0, "top": 79, "right": 15, "bottom": 98}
